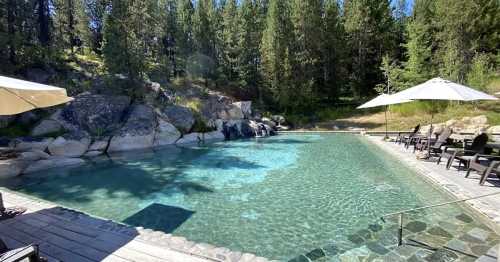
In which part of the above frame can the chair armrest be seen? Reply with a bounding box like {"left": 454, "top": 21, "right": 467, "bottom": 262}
{"left": 0, "top": 245, "right": 38, "bottom": 262}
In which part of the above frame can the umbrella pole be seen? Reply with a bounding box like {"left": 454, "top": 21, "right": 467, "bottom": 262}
{"left": 385, "top": 106, "right": 389, "bottom": 139}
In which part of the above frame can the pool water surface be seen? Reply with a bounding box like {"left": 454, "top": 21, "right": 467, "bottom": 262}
{"left": 2, "top": 134, "right": 470, "bottom": 260}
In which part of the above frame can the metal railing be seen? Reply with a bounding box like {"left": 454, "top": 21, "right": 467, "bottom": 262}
{"left": 381, "top": 191, "right": 500, "bottom": 246}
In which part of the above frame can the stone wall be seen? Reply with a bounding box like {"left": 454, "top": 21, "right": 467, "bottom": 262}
{"left": 0, "top": 92, "right": 286, "bottom": 177}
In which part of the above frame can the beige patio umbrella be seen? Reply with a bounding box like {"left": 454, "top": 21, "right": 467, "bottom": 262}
{"left": 0, "top": 75, "right": 73, "bottom": 115}
{"left": 391, "top": 77, "right": 498, "bottom": 150}
{"left": 0, "top": 75, "right": 73, "bottom": 219}
{"left": 357, "top": 93, "right": 412, "bottom": 138}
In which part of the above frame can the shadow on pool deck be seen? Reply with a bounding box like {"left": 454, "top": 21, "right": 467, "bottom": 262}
{"left": 124, "top": 203, "right": 195, "bottom": 233}
{"left": 0, "top": 206, "right": 141, "bottom": 261}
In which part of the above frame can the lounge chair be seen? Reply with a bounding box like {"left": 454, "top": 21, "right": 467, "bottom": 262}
{"left": 407, "top": 126, "right": 433, "bottom": 151}
{"left": 465, "top": 155, "right": 500, "bottom": 185}
{"left": 396, "top": 124, "right": 420, "bottom": 144}
{"left": 438, "top": 133, "right": 489, "bottom": 170}
{"left": 414, "top": 127, "right": 453, "bottom": 154}
{"left": 0, "top": 238, "right": 45, "bottom": 262}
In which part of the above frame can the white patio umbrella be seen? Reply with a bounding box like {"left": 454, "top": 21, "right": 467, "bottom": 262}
{"left": 0, "top": 75, "right": 73, "bottom": 115}
{"left": 0, "top": 75, "right": 73, "bottom": 219}
{"left": 391, "top": 77, "right": 498, "bottom": 149}
{"left": 357, "top": 94, "right": 412, "bottom": 138}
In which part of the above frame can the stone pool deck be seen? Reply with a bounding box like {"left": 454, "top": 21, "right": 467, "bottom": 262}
{"left": 366, "top": 135, "right": 500, "bottom": 232}
{"left": 0, "top": 190, "right": 271, "bottom": 262}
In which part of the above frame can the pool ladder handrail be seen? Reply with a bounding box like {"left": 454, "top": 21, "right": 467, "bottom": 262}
{"left": 380, "top": 191, "right": 500, "bottom": 246}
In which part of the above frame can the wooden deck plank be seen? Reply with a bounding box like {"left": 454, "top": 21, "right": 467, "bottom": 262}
{"left": 0, "top": 223, "right": 93, "bottom": 262}
{"left": 0, "top": 234, "right": 61, "bottom": 262}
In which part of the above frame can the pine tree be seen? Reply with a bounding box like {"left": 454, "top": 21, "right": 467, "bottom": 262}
{"left": 343, "top": 0, "right": 396, "bottom": 98}
{"left": 176, "top": 0, "right": 195, "bottom": 75}
{"left": 290, "top": 0, "right": 324, "bottom": 108}
{"left": 192, "top": 0, "right": 217, "bottom": 84}
{"left": 84, "top": 0, "right": 110, "bottom": 54}
{"left": 54, "top": 0, "right": 89, "bottom": 54}
{"left": 402, "top": 0, "right": 436, "bottom": 86}
{"left": 237, "top": 0, "right": 262, "bottom": 91}
{"left": 322, "top": 0, "right": 346, "bottom": 102}
{"left": 221, "top": 0, "right": 239, "bottom": 82}
{"left": 260, "top": 0, "right": 294, "bottom": 109}
{"left": 103, "top": 0, "right": 150, "bottom": 82}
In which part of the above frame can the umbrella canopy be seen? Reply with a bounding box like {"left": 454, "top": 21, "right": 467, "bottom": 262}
{"left": 357, "top": 94, "right": 412, "bottom": 109}
{"left": 391, "top": 77, "right": 498, "bottom": 101}
{"left": 0, "top": 76, "right": 73, "bottom": 115}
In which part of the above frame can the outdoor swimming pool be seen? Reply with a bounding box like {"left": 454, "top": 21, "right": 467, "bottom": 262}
{"left": 0, "top": 134, "right": 486, "bottom": 260}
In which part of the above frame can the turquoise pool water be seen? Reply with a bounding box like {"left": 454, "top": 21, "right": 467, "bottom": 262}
{"left": 3, "top": 134, "right": 460, "bottom": 260}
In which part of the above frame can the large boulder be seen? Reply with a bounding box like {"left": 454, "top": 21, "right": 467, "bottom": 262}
{"left": 271, "top": 115, "right": 286, "bottom": 125}
{"left": 487, "top": 126, "right": 500, "bottom": 142}
{"left": 19, "top": 150, "right": 50, "bottom": 161}
{"left": 107, "top": 105, "right": 156, "bottom": 153}
{"left": 10, "top": 137, "right": 54, "bottom": 152}
{"left": 226, "top": 104, "right": 245, "bottom": 120}
{"left": 200, "top": 94, "right": 233, "bottom": 122}
{"left": 0, "top": 159, "right": 30, "bottom": 178}
{"left": 88, "top": 137, "right": 110, "bottom": 152}
{"left": 201, "top": 131, "right": 225, "bottom": 142}
{"left": 176, "top": 133, "right": 201, "bottom": 144}
{"left": 31, "top": 119, "right": 64, "bottom": 137}
{"left": 159, "top": 105, "right": 195, "bottom": 133}
{"left": 469, "top": 115, "right": 488, "bottom": 126}
{"left": 240, "top": 120, "right": 257, "bottom": 137}
{"left": 56, "top": 93, "right": 131, "bottom": 135}
{"left": 154, "top": 119, "right": 181, "bottom": 147}
{"left": 48, "top": 131, "right": 91, "bottom": 157}
{"left": 24, "top": 157, "right": 85, "bottom": 173}
{"left": 232, "top": 101, "right": 252, "bottom": 119}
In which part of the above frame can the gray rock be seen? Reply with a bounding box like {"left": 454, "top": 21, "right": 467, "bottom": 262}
{"left": 88, "top": 138, "right": 110, "bottom": 151}
{"left": 202, "top": 131, "right": 225, "bottom": 142}
{"left": 10, "top": 137, "right": 54, "bottom": 152}
{"left": 232, "top": 101, "right": 252, "bottom": 119}
{"left": 56, "top": 93, "right": 131, "bottom": 135}
{"left": 226, "top": 104, "right": 245, "bottom": 120}
{"left": 271, "top": 115, "right": 286, "bottom": 125}
{"left": 31, "top": 119, "right": 64, "bottom": 137}
{"left": 24, "top": 157, "right": 85, "bottom": 173}
{"left": 154, "top": 119, "right": 181, "bottom": 147}
{"left": 0, "top": 159, "right": 30, "bottom": 178}
{"left": 84, "top": 151, "right": 103, "bottom": 157}
{"left": 200, "top": 94, "right": 233, "bottom": 122}
{"left": 107, "top": 105, "right": 156, "bottom": 153}
{"left": 176, "top": 133, "right": 201, "bottom": 144}
{"left": 159, "top": 105, "right": 195, "bottom": 133}
{"left": 261, "top": 117, "right": 277, "bottom": 130}
{"left": 48, "top": 131, "right": 91, "bottom": 157}
{"left": 19, "top": 150, "right": 50, "bottom": 161}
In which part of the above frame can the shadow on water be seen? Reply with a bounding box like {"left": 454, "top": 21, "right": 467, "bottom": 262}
{"left": 0, "top": 143, "right": 262, "bottom": 204}
{"left": 123, "top": 203, "right": 195, "bottom": 233}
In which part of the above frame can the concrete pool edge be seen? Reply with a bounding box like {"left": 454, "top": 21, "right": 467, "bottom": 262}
{"left": 364, "top": 135, "right": 500, "bottom": 234}
{"left": 0, "top": 189, "right": 274, "bottom": 262}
